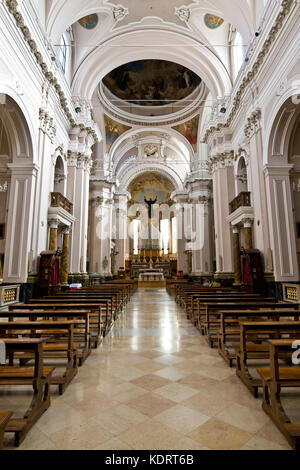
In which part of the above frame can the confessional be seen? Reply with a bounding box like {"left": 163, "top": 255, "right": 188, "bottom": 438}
{"left": 37, "top": 250, "right": 61, "bottom": 297}
{"left": 241, "top": 248, "right": 264, "bottom": 294}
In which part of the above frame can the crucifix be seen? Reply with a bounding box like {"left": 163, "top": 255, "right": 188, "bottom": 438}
{"left": 144, "top": 195, "right": 157, "bottom": 219}
{"left": 144, "top": 195, "right": 157, "bottom": 257}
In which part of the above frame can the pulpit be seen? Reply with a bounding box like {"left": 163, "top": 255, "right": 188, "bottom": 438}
{"left": 38, "top": 250, "right": 61, "bottom": 297}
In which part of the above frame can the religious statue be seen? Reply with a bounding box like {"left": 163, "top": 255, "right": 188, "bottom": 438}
{"left": 144, "top": 195, "right": 157, "bottom": 219}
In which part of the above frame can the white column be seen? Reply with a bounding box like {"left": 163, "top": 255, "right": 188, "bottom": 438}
{"left": 247, "top": 120, "right": 272, "bottom": 273}
{"left": 191, "top": 196, "right": 214, "bottom": 275}
{"left": 3, "top": 163, "right": 38, "bottom": 283}
{"left": 212, "top": 158, "right": 235, "bottom": 277}
{"left": 264, "top": 164, "right": 298, "bottom": 281}
{"left": 114, "top": 193, "right": 128, "bottom": 273}
{"left": 70, "top": 155, "right": 90, "bottom": 274}
{"left": 89, "top": 188, "right": 114, "bottom": 276}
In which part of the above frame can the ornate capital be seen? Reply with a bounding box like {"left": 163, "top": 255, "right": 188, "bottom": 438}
{"left": 39, "top": 108, "right": 56, "bottom": 142}
{"left": 244, "top": 109, "right": 262, "bottom": 139}
{"left": 210, "top": 150, "right": 234, "bottom": 172}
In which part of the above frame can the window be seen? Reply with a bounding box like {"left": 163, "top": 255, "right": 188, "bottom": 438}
{"left": 233, "top": 31, "right": 245, "bottom": 80}
{"left": 59, "top": 34, "right": 67, "bottom": 73}
{"left": 172, "top": 217, "right": 177, "bottom": 254}
{"left": 160, "top": 219, "right": 169, "bottom": 255}
{"left": 133, "top": 219, "right": 140, "bottom": 255}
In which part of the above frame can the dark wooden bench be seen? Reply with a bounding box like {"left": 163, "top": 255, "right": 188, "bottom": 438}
{"left": 187, "top": 293, "right": 260, "bottom": 323}
{"left": 0, "top": 338, "right": 54, "bottom": 446}
{"left": 198, "top": 301, "right": 296, "bottom": 346}
{"left": 4, "top": 310, "right": 91, "bottom": 365}
{"left": 257, "top": 339, "right": 300, "bottom": 450}
{"left": 0, "top": 321, "right": 78, "bottom": 394}
{"left": 0, "top": 411, "right": 13, "bottom": 449}
{"left": 236, "top": 321, "right": 300, "bottom": 397}
{"left": 10, "top": 303, "right": 103, "bottom": 347}
{"left": 218, "top": 309, "right": 300, "bottom": 366}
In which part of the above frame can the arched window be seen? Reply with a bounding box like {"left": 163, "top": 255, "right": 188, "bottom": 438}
{"left": 233, "top": 31, "right": 245, "bottom": 80}
{"left": 59, "top": 34, "right": 67, "bottom": 73}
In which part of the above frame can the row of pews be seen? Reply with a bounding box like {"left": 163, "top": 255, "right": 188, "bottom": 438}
{"left": 0, "top": 279, "right": 137, "bottom": 448}
{"left": 172, "top": 281, "right": 300, "bottom": 450}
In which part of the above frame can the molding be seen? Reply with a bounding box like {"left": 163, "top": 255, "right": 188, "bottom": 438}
{"left": 202, "top": 0, "right": 294, "bottom": 143}
{"left": 227, "top": 206, "right": 254, "bottom": 226}
{"left": 3, "top": 0, "right": 99, "bottom": 143}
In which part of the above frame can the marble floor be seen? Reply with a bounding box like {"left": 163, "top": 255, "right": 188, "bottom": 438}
{"left": 1, "top": 288, "right": 293, "bottom": 450}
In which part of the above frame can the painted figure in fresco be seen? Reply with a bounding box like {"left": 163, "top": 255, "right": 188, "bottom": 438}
{"left": 144, "top": 195, "right": 157, "bottom": 219}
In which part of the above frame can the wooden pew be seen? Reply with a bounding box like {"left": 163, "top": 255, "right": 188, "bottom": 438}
{"left": 198, "top": 301, "right": 295, "bottom": 346}
{"left": 4, "top": 310, "right": 91, "bottom": 365}
{"left": 188, "top": 293, "right": 261, "bottom": 323}
{"left": 0, "top": 321, "right": 78, "bottom": 394}
{"left": 9, "top": 303, "right": 103, "bottom": 347}
{"left": 0, "top": 338, "right": 54, "bottom": 446}
{"left": 27, "top": 299, "right": 112, "bottom": 335}
{"left": 235, "top": 321, "right": 300, "bottom": 397}
{"left": 44, "top": 293, "right": 119, "bottom": 323}
{"left": 218, "top": 309, "right": 300, "bottom": 366}
{"left": 257, "top": 339, "right": 300, "bottom": 450}
{"left": 0, "top": 411, "right": 12, "bottom": 450}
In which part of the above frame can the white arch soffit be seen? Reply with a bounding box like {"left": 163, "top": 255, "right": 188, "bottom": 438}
{"left": 117, "top": 163, "right": 184, "bottom": 193}
{"left": 205, "top": 0, "right": 255, "bottom": 40}
{"left": 47, "top": 0, "right": 254, "bottom": 45}
{"left": 0, "top": 85, "right": 36, "bottom": 164}
{"left": 46, "top": 0, "right": 107, "bottom": 42}
{"left": 109, "top": 127, "right": 194, "bottom": 167}
{"left": 71, "top": 29, "right": 232, "bottom": 99}
{"left": 263, "top": 85, "right": 300, "bottom": 166}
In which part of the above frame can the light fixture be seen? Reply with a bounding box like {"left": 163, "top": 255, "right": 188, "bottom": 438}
{"left": 220, "top": 107, "right": 226, "bottom": 114}
{"left": 75, "top": 106, "right": 81, "bottom": 113}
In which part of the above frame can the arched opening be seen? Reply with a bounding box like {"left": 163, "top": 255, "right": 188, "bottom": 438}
{"left": 265, "top": 97, "right": 300, "bottom": 281}
{"left": 127, "top": 172, "right": 176, "bottom": 265}
{"left": 236, "top": 157, "right": 248, "bottom": 194}
{"left": 0, "top": 95, "right": 35, "bottom": 284}
{"left": 53, "top": 155, "right": 66, "bottom": 196}
{"left": 0, "top": 116, "right": 11, "bottom": 281}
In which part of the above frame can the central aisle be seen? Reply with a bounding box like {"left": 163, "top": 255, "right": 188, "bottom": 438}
{"left": 13, "top": 288, "right": 290, "bottom": 450}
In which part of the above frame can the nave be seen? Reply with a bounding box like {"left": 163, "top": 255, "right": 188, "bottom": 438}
{"left": 1, "top": 289, "right": 292, "bottom": 450}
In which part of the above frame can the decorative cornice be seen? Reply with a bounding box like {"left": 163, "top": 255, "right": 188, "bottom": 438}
{"left": 4, "top": 0, "right": 99, "bottom": 143}
{"left": 203, "top": 0, "right": 294, "bottom": 143}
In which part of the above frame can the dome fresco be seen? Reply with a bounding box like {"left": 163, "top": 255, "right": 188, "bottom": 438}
{"left": 204, "top": 14, "right": 224, "bottom": 29}
{"left": 102, "top": 60, "right": 202, "bottom": 106}
{"left": 78, "top": 14, "right": 99, "bottom": 29}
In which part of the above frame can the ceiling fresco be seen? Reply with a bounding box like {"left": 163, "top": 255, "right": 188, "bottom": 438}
{"left": 173, "top": 115, "right": 199, "bottom": 152}
{"left": 104, "top": 115, "right": 131, "bottom": 152}
{"left": 102, "top": 60, "right": 202, "bottom": 107}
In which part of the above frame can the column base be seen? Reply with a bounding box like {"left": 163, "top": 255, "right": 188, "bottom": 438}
{"left": 69, "top": 273, "right": 90, "bottom": 286}
{"left": 214, "top": 272, "right": 234, "bottom": 280}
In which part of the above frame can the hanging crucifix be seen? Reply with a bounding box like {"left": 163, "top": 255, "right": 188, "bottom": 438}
{"left": 144, "top": 195, "right": 157, "bottom": 219}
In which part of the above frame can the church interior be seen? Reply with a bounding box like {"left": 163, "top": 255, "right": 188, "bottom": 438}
{"left": 0, "top": 0, "right": 300, "bottom": 451}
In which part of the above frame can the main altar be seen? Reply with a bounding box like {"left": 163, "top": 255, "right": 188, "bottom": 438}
{"left": 138, "top": 268, "right": 166, "bottom": 287}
